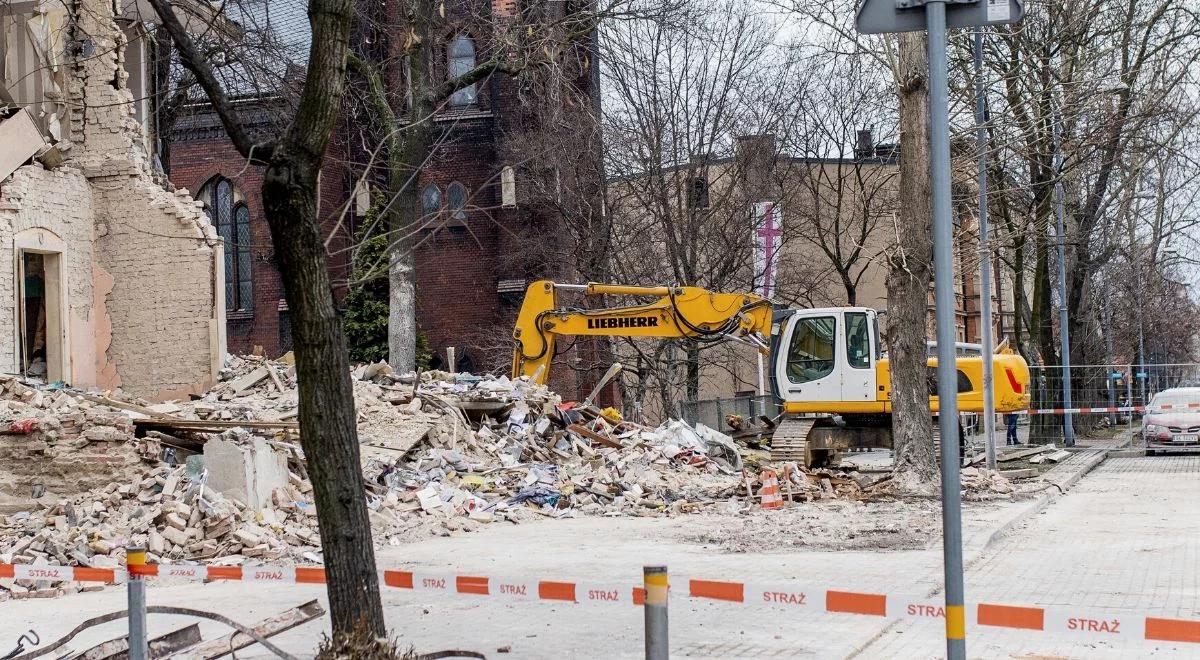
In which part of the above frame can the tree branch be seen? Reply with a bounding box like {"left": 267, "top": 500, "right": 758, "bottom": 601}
{"left": 146, "top": 0, "right": 269, "bottom": 162}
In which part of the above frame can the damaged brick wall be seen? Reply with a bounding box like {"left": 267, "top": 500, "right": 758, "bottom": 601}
{"left": 0, "top": 0, "right": 222, "bottom": 398}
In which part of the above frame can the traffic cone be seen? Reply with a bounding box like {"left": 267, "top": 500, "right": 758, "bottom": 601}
{"left": 760, "top": 469, "right": 783, "bottom": 509}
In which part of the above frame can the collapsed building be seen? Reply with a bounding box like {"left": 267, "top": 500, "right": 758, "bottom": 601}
{"left": 0, "top": 0, "right": 224, "bottom": 399}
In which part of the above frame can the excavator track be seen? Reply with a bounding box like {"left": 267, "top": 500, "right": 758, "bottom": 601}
{"left": 771, "top": 418, "right": 816, "bottom": 463}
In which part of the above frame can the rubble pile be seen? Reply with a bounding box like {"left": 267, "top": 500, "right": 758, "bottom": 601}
{"left": 959, "top": 467, "right": 1016, "bottom": 501}
{"left": 0, "top": 376, "right": 146, "bottom": 509}
{"left": 0, "top": 354, "right": 952, "bottom": 580}
{"left": 0, "top": 461, "right": 326, "bottom": 599}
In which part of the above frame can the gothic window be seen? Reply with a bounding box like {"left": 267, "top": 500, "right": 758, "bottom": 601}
{"left": 201, "top": 176, "right": 253, "bottom": 313}
{"left": 421, "top": 184, "right": 442, "bottom": 216}
{"left": 447, "top": 182, "right": 468, "bottom": 221}
{"left": 448, "top": 34, "right": 477, "bottom": 107}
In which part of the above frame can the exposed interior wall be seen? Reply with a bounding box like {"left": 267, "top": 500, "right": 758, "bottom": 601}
{"left": 0, "top": 164, "right": 98, "bottom": 385}
{"left": 69, "top": 0, "right": 222, "bottom": 398}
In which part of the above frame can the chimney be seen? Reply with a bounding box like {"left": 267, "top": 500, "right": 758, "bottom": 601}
{"left": 855, "top": 129, "right": 874, "bottom": 159}
{"left": 734, "top": 134, "right": 776, "bottom": 199}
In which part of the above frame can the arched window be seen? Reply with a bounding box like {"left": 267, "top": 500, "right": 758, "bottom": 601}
{"left": 421, "top": 184, "right": 441, "bottom": 216}
{"left": 447, "top": 182, "right": 468, "bottom": 221}
{"left": 200, "top": 176, "right": 253, "bottom": 313}
{"left": 448, "top": 34, "right": 476, "bottom": 107}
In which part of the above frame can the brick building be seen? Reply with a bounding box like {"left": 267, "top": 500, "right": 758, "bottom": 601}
{"left": 167, "top": 100, "right": 352, "bottom": 358}
{"left": 166, "top": 1, "right": 605, "bottom": 398}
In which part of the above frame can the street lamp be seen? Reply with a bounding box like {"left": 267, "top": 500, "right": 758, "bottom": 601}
{"left": 1052, "top": 114, "right": 1074, "bottom": 446}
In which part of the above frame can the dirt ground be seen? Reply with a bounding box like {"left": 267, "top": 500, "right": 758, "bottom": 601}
{"left": 681, "top": 497, "right": 942, "bottom": 553}
{"left": 0, "top": 492, "right": 1034, "bottom": 660}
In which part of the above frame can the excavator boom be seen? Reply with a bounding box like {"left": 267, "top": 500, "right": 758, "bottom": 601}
{"left": 512, "top": 280, "right": 773, "bottom": 384}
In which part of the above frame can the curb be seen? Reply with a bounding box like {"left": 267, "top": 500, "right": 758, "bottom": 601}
{"left": 846, "top": 446, "right": 1112, "bottom": 658}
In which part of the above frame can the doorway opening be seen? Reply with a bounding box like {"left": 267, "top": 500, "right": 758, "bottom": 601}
{"left": 18, "top": 250, "right": 64, "bottom": 382}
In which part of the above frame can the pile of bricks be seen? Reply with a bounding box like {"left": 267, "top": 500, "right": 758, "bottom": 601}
{"left": 0, "top": 376, "right": 144, "bottom": 508}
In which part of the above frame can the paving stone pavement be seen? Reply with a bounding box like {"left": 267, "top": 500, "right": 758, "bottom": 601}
{"left": 855, "top": 455, "right": 1200, "bottom": 658}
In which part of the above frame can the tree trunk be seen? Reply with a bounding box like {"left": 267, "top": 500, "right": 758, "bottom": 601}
{"left": 1029, "top": 206, "right": 1063, "bottom": 444}
{"left": 685, "top": 341, "right": 701, "bottom": 402}
{"left": 263, "top": 0, "right": 384, "bottom": 636}
{"left": 261, "top": 153, "right": 385, "bottom": 637}
{"left": 386, "top": 166, "right": 421, "bottom": 371}
{"left": 886, "top": 32, "right": 938, "bottom": 496}
{"left": 149, "top": 0, "right": 384, "bottom": 640}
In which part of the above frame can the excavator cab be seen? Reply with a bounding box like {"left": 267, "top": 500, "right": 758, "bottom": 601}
{"left": 770, "top": 308, "right": 886, "bottom": 414}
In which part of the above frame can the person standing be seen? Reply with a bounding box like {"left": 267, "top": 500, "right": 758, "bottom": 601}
{"left": 1005, "top": 412, "right": 1020, "bottom": 445}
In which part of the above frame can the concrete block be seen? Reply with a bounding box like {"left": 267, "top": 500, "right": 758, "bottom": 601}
{"left": 204, "top": 437, "right": 289, "bottom": 512}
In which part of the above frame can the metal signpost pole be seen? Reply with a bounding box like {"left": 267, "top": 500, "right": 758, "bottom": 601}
{"left": 925, "top": 6, "right": 967, "bottom": 655}
{"left": 127, "top": 546, "right": 148, "bottom": 660}
{"left": 975, "top": 29, "right": 997, "bottom": 470}
{"left": 855, "top": 2, "right": 1023, "bottom": 657}
{"left": 1052, "top": 117, "right": 1075, "bottom": 446}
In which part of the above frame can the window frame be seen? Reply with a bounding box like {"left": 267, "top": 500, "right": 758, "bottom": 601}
{"left": 447, "top": 181, "right": 468, "bottom": 221}
{"left": 785, "top": 315, "right": 838, "bottom": 385}
{"left": 202, "top": 176, "right": 254, "bottom": 316}
{"left": 421, "top": 183, "right": 442, "bottom": 216}
{"left": 688, "top": 176, "right": 710, "bottom": 210}
{"left": 844, "top": 311, "right": 871, "bottom": 370}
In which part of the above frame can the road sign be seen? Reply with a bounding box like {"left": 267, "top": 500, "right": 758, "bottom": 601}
{"left": 1137, "top": 372, "right": 1148, "bottom": 378}
{"left": 856, "top": 0, "right": 1024, "bottom": 34}
{"left": 1111, "top": 372, "right": 1123, "bottom": 379}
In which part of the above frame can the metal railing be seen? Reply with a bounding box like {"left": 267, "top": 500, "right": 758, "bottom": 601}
{"left": 677, "top": 395, "right": 781, "bottom": 430}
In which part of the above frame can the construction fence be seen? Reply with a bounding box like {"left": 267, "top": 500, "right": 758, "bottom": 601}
{"left": 678, "top": 364, "right": 1200, "bottom": 447}
{"left": 677, "top": 395, "right": 781, "bottom": 432}
{"left": 1019, "top": 363, "right": 1200, "bottom": 445}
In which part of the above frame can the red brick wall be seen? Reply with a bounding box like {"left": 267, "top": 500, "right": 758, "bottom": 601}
{"left": 168, "top": 136, "right": 351, "bottom": 359}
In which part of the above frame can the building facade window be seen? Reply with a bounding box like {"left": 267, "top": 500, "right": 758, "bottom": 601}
{"left": 201, "top": 176, "right": 253, "bottom": 314}
{"left": 421, "top": 184, "right": 441, "bottom": 216}
{"left": 448, "top": 34, "right": 477, "bottom": 107}
{"left": 688, "top": 176, "right": 710, "bottom": 210}
{"left": 447, "top": 182, "right": 468, "bottom": 221}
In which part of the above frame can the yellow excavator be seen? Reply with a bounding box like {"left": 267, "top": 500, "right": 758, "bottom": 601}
{"left": 512, "top": 280, "right": 1031, "bottom": 467}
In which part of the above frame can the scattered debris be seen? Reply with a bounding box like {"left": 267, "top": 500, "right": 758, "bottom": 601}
{"left": 0, "top": 354, "right": 1022, "bottom": 584}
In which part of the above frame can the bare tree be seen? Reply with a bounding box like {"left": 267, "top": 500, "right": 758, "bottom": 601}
{"left": 148, "top": 0, "right": 388, "bottom": 642}
{"left": 974, "top": 0, "right": 1200, "bottom": 439}
{"left": 341, "top": 0, "right": 637, "bottom": 373}
{"left": 783, "top": 53, "right": 899, "bottom": 307}
{"left": 599, "top": 0, "right": 813, "bottom": 414}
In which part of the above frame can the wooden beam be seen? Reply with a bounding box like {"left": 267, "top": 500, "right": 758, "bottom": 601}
{"left": 134, "top": 418, "right": 300, "bottom": 433}
{"left": 567, "top": 423, "right": 623, "bottom": 449}
{"left": 996, "top": 445, "right": 1052, "bottom": 462}
{"left": 166, "top": 600, "right": 323, "bottom": 659}
{"left": 74, "top": 622, "right": 202, "bottom": 659}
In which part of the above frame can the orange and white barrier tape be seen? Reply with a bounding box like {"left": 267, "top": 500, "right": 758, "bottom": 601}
{"left": 1019, "top": 402, "right": 1200, "bottom": 415}
{"left": 1020, "top": 405, "right": 1144, "bottom": 415}
{"left": 759, "top": 469, "right": 783, "bottom": 510}
{"left": 0, "top": 563, "right": 121, "bottom": 583}
{"left": 5, "top": 562, "right": 1200, "bottom": 644}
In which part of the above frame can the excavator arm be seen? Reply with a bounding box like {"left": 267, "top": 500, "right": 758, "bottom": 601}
{"left": 512, "top": 280, "right": 774, "bottom": 384}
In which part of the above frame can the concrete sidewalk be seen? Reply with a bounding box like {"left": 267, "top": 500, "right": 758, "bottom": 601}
{"left": 855, "top": 455, "right": 1200, "bottom": 658}
{"left": 0, "top": 445, "right": 1118, "bottom": 660}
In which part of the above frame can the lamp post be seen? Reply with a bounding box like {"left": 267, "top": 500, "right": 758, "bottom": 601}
{"left": 1052, "top": 114, "right": 1074, "bottom": 446}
